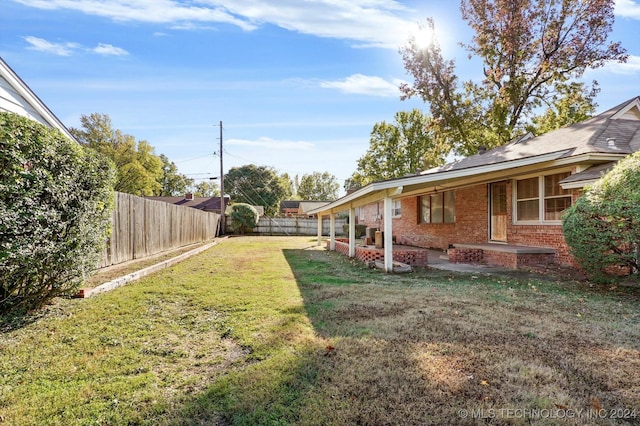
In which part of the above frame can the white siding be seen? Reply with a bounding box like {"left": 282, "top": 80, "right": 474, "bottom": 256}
{"left": 0, "top": 76, "right": 51, "bottom": 126}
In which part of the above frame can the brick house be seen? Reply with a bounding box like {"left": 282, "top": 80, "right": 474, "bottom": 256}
{"left": 310, "top": 97, "right": 640, "bottom": 271}
{"left": 280, "top": 200, "right": 330, "bottom": 218}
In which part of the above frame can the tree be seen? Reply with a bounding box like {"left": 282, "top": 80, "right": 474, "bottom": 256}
{"left": 70, "top": 113, "right": 168, "bottom": 196}
{"left": 0, "top": 112, "right": 116, "bottom": 314}
{"left": 527, "top": 82, "right": 599, "bottom": 135}
{"left": 229, "top": 203, "right": 259, "bottom": 234}
{"left": 343, "top": 177, "right": 363, "bottom": 193}
{"left": 279, "top": 173, "right": 296, "bottom": 200}
{"left": 158, "top": 154, "right": 193, "bottom": 196}
{"left": 192, "top": 180, "right": 219, "bottom": 197}
{"left": 400, "top": 1, "right": 627, "bottom": 156}
{"left": 297, "top": 172, "right": 340, "bottom": 201}
{"left": 224, "top": 164, "right": 288, "bottom": 216}
{"left": 562, "top": 152, "right": 640, "bottom": 283}
{"left": 349, "top": 109, "right": 447, "bottom": 187}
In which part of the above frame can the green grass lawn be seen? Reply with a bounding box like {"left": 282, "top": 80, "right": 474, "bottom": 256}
{"left": 1, "top": 236, "right": 639, "bottom": 425}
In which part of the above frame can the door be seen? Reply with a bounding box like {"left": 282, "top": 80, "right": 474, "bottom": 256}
{"left": 490, "top": 182, "right": 507, "bottom": 242}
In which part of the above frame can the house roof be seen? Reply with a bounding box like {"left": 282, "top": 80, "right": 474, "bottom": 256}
{"left": 309, "top": 96, "right": 640, "bottom": 216}
{"left": 146, "top": 195, "right": 229, "bottom": 211}
{"left": 559, "top": 162, "right": 616, "bottom": 189}
{"left": 427, "top": 97, "right": 640, "bottom": 174}
{"left": 0, "top": 57, "right": 77, "bottom": 142}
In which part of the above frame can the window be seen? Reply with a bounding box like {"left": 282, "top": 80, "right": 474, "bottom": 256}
{"left": 544, "top": 173, "right": 572, "bottom": 220}
{"left": 392, "top": 200, "right": 402, "bottom": 218}
{"left": 516, "top": 177, "right": 539, "bottom": 221}
{"left": 515, "top": 172, "right": 572, "bottom": 222}
{"left": 420, "top": 191, "right": 455, "bottom": 223}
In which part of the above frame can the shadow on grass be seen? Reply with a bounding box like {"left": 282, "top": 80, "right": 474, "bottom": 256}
{"left": 173, "top": 246, "right": 640, "bottom": 425}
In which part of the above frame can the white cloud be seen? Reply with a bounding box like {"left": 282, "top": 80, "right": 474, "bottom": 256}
{"left": 14, "top": 0, "right": 419, "bottom": 49}
{"left": 92, "top": 43, "right": 129, "bottom": 56}
{"left": 226, "top": 136, "right": 315, "bottom": 150}
{"left": 320, "top": 74, "right": 404, "bottom": 97}
{"left": 601, "top": 55, "right": 640, "bottom": 75}
{"left": 23, "top": 36, "right": 129, "bottom": 56}
{"left": 23, "top": 36, "right": 79, "bottom": 56}
{"left": 14, "top": 0, "right": 257, "bottom": 30}
{"left": 616, "top": 0, "right": 640, "bottom": 19}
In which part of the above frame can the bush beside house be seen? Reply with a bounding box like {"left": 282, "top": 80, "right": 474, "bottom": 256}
{"left": 563, "top": 151, "right": 640, "bottom": 282}
{"left": 0, "top": 112, "right": 116, "bottom": 314}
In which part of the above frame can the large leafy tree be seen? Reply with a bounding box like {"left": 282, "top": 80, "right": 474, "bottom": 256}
{"left": 158, "top": 154, "right": 193, "bottom": 196}
{"left": 279, "top": 172, "right": 296, "bottom": 201}
{"left": 349, "top": 109, "right": 447, "bottom": 187}
{"left": 400, "top": 0, "right": 627, "bottom": 156}
{"left": 71, "top": 113, "right": 184, "bottom": 196}
{"left": 527, "top": 81, "right": 599, "bottom": 135}
{"left": 192, "top": 180, "right": 220, "bottom": 197}
{"left": 297, "top": 172, "right": 340, "bottom": 201}
{"left": 0, "top": 112, "right": 116, "bottom": 314}
{"left": 224, "top": 164, "right": 288, "bottom": 216}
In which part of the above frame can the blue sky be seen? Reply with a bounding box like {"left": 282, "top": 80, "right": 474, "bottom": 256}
{"left": 2, "top": 0, "right": 640, "bottom": 195}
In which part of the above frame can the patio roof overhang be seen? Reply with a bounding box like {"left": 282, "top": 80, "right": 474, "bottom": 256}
{"left": 308, "top": 151, "right": 626, "bottom": 216}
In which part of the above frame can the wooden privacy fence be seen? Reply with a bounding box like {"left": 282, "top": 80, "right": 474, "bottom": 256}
{"left": 225, "top": 216, "right": 347, "bottom": 236}
{"left": 99, "top": 192, "right": 221, "bottom": 268}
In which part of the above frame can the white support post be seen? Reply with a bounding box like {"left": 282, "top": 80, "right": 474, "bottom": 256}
{"left": 329, "top": 213, "right": 336, "bottom": 251}
{"left": 349, "top": 207, "right": 356, "bottom": 258}
{"left": 316, "top": 214, "right": 323, "bottom": 246}
{"left": 383, "top": 196, "right": 393, "bottom": 272}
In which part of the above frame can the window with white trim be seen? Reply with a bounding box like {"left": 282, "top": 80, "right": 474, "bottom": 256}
{"left": 392, "top": 200, "right": 402, "bottom": 218}
{"left": 515, "top": 171, "right": 572, "bottom": 222}
{"left": 420, "top": 191, "right": 455, "bottom": 223}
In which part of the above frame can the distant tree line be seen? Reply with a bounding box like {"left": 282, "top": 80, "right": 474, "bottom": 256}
{"left": 72, "top": 113, "right": 340, "bottom": 215}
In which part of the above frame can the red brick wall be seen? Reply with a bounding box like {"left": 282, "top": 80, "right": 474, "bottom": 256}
{"left": 394, "top": 185, "right": 488, "bottom": 250}
{"left": 393, "top": 182, "right": 581, "bottom": 267}
{"left": 505, "top": 187, "right": 582, "bottom": 267}
{"left": 357, "top": 202, "right": 384, "bottom": 229}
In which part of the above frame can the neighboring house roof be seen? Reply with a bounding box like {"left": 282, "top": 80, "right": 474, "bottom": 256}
{"left": 280, "top": 200, "right": 330, "bottom": 215}
{"left": 298, "top": 201, "right": 330, "bottom": 215}
{"left": 146, "top": 195, "right": 229, "bottom": 211}
{"left": 309, "top": 96, "right": 640, "bottom": 216}
{"left": 280, "top": 200, "right": 301, "bottom": 210}
{"left": 0, "top": 57, "right": 77, "bottom": 142}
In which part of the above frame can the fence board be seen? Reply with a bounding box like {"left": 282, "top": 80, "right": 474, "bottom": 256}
{"left": 98, "top": 192, "right": 220, "bottom": 268}
{"left": 225, "top": 216, "right": 347, "bottom": 236}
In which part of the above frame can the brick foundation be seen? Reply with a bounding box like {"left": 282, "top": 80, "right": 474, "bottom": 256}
{"left": 449, "top": 245, "right": 556, "bottom": 269}
{"left": 328, "top": 239, "right": 428, "bottom": 267}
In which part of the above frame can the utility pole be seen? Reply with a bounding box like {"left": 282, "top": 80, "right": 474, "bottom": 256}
{"left": 219, "top": 120, "right": 225, "bottom": 235}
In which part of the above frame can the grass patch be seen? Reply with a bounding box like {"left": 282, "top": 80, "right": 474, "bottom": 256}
{"left": 1, "top": 236, "right": 639, "bottom": 425}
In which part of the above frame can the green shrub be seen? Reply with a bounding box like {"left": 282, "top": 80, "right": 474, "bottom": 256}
{"left": 230, "top": 203, "right": 259, "bottom": 234}
{"left": 0, "top": 112, "right": 116, "bottom": 314}
{"left": 562, "top": 152, "right": 640, "bottom": 282}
